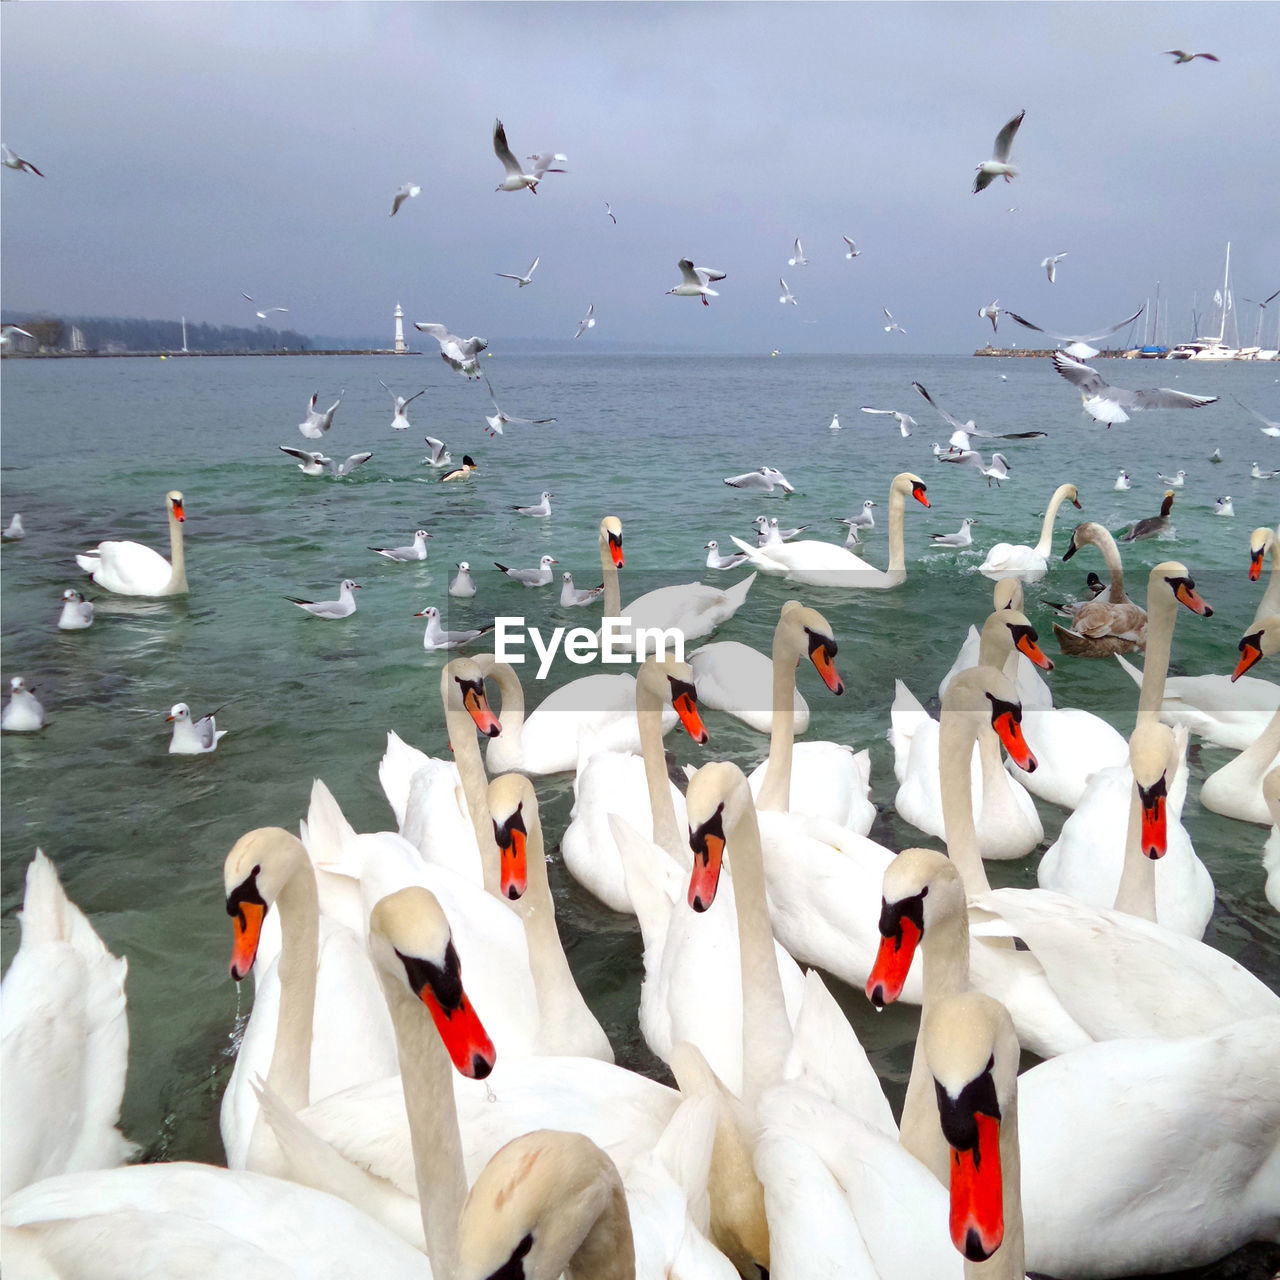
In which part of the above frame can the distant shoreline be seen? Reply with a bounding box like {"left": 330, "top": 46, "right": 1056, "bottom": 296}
{"left": 0, "top": 348, "right": 418, "bottom": 359}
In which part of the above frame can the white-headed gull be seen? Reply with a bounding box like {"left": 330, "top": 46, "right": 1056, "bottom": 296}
{"left": 1115, "top": 470, "right": 1132, "bottom": 491}
{"left": 390, "top": 182, "right": 421, "bottom": 216}
{"left": 704, "top": 540, "right": 749, "bottom": 570}
{"left": 1210, "top": 448, "right": 1224, "bottom": 461}
{"left": 496, "top": 257, "right": 540, "bottom": 288}
{"left": 929, "top": 517, "right": 979, "bottom": 547}
{"left": 297, "top": 390, "right": 343, "bottom": 439}
{"left": 1051, "top": 352, "right": 1218, "bottom": 424}
{"left": 1214, "top": 496, "right": 1235, "bottom": 517}
{"left": 58, "top": 588, "right": 94, "bottom": 631}
{"left": 513, "top": 492, "right": 553, "bottom": 518}
{"left": 167, "top": 702, "right": 227, "bottom": 754}
{"left": 751, "top": 516, "right": 807, "bottom": 546}
{"left": 828, "top": 413, "right": 840, "bottom": 430}
{"left": 492, "top": 119, "right": 564, "bottom": 193}
{"left": 912, "top": 380, "right": 1046, "bottom": 448}
{"left": 526, "top": 150, "right": 569, "bottom": 175}
{"left": 495, "top": 554, "right": 557, "bottom": 587}
{"left": 3, "top": 514, "right": 25, "bottom": 540}
{"left": 2, "top": 677, "right": 44, "bottom": 731}
{"left": 416, "top": 605, "right": 493, "bottom": 650}
{"left": 1041, "top": 252, "right": 1068, "bottom": 284}
{"left": 413, "top": 323, "right": 487, "bottom": 377}
{"left": 1164, "top": 49, "right": 1219, "bottom": 62}
{"left": 422, "top": 436, "right": 452, "bottom": 468}
{"left": 667, "top": 259, "right": 727, "bottom": 306}
{"left": 724, "top": 466, "right": 795, "bottom": 493}
{"left": 379, "top": 380, "right": 426, "bottom": 430}
{"left": 605, "top": 202, "right": 616, "bottom": 224}
{"left": 788, "top": 238, "right": 808, "bottom": 267}
{"left": 449, "top": 562, "right": 477, "bottom": 598}
{"left": 1004, "top": 305, "right": 1145, "bottom": 359}
{"left": 1, "top": 144, "right": 42, "bottom": 176}
{"left": 860, "top": 405, "right": 916, "bottom": 436}
{"left": 574, "top": 303, "right": 595, "bottom": 339}
{"left": 1156, "top": 470, "right": 1187, "bottom": 488}
{"left": 882, "top": 307, "right": 906, "bottom": 334}
{"left": 843, "top": 236, "right": 861, "bottom": 259}
{"left": 842, "top": 499, "right": 877, "bottom": 530}
{"left": 1250, "top": 462, "right": 1279, "bottom": 480}
{"left": 484, "top": 378, "right": 557, "bottom": 437}
{"left": 778, "top": 278, "right": 797, "bottom": 306}
{"left": 278, "top": 446, "right": 372, "bottom": 478}
{"left": 286, "top": 579, "right": 361, "bottom": 619}
{"left": 941, "top": 449, "right": 1012, "bottom": 486}
{"left": 370, "top": 530, "right": 431, "bottom": 562}
{"left": 560, "top": 571, "right": 605, "bottom": 605}
{"left": 440, "top": 455, "right": 478, "bottom": 482}
{"left": 972, "top": 108, "right": 1025, "bottom": 193}
{"left": 978, "top": 300, "right": 1003, "bottom": 333}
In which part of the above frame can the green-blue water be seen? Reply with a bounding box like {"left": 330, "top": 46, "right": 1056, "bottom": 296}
{"left": 2, "top": 353, "right": 1278, "bottom": 1232}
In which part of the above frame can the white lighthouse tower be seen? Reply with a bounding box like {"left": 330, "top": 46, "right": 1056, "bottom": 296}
{"left": 393, "top": 303, "right": 407, "bottom": 354}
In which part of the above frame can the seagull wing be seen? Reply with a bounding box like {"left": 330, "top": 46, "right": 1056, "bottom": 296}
{"left": 859, "top": 406, "right": 897, "bottom": 416}
{"left": 279, "top": 445, "right": 318, "bottom": 463}
{"left": 912, "top": 382, "right": 966, "bottom": 432}
{"left": 423, "top": 436, "right": 448, "bottom": 462}
{"left": 402, "top": 389, "right": 427, "bottom": 407}
{"left": 991, "top": 109, "right": 1025, "bottom": 162}
{"left": 1007, "top": 305, "right": 1144, "bottom": 343}
{"left": 972, "top": 169, "right": 997, "bottom": 194}
{"left": 526, "top": 257, "right": 540, "bottom": 278}
{"left": 695, "top": 266, "right": 727, "bottom": 284}
{"left": 677, "top": 259, "right": 701, "bottom": 285}
{"left": 492, "top": 119, "right": 523, "bottom": 176}
{"left": 1128, "top": 387, "right": 1218, "bottom": 411}
{"left": 339, "top": 452, "right": 374, "bottom": 474}
{"left": 1051, "top": 351, "right": 1109, "bottom": 396}
{"left": 413, "top": 322, "right": 450, "bottom": 345}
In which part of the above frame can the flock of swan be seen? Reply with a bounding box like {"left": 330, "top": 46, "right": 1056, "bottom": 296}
{"left": 2, "top": 468, "right": 1279, "bottom": 1279}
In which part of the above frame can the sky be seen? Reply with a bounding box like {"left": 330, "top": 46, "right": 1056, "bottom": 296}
{"left": 3, "top": 2, "right": 1278, "bottom": 354}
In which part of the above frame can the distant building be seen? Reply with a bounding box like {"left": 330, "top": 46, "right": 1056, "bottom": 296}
{"left": 394, "top": 303, "right": 407, "bottom": 354}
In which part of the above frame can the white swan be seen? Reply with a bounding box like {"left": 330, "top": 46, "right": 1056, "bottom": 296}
{"left": 729, "top": 472, "right": 930, "bottom": 588}
{"left": 1199, "top": 707, "right": 1280, "bottom": 825}
{"left": 977, "top": 481, "right": 1080, "bottom": 582}
{"left": 688, "top": 640, "right": 810, "bottom": 735}
{"left": 1248, "top": 524, "right": 1280, "bottom": 625}
{"left": 1, "top": 851, "right": 134, "bottom": 1199}
{"left": 1262, "top": 765, "right": 1280, "bottom": 910}
{"left": 75, "top": 490, "right": 188, "bottom": 596}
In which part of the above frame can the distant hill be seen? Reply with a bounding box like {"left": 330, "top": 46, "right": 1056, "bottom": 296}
{"left": 0, "top": 312, "right": 311, "bottom": 353}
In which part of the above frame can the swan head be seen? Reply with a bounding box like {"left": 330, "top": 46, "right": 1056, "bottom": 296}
{"left": 922, "top": 991, "right": 1019, "bottom": 1264}
{"left": 166, "top": 490, "right": 185, "bottom": 522}
{"left": 456, "top": 1131, "right": 630, "bottom": 1280}
{"left": 637, "top": 654, "right": 707, "bottom": 744}
{"left": 369, "top": 886, "right": 496, "bottom": 1079}
{"left": 779, "top": 600, "right": 843, "bottom": 693}
{"left": 1129, "top": 721, "right": 1178, "bottom": 859}
{"left": 443, "top": 657, "right": 502, "bottom": 737}
{"left": 488, "top": 772, "right": 537, "bottom": 901}
{"left": 223, "top": 827, "right": 308, "bottom": 980}
{"left": 1233, "top": 615, "right": 1280, "bottom": 680}
{"left": 979, "top": 608, "right": 1053, "bottom": 671}
{"left": 1061, "top": 521, "right": 1107, "bottom": 561}
{"left": 685, "top": 760, "right": 755, "bottom": 912}
{"left": 599, "top": 516, "right": 624, "bottom": 567}
{"left": 992, "top": 578, "right": 1024, "bottom": 612}
{"left": 893, "top": 471, "right": 930, "bottom": 508}
{"left": 867, "top": 848, "right": 963, "bottom": 1008}
{"left": 1151, "top": 561, "right": 1212, "bottom": 617}
{"left": 1248, "top": 527, "right": 1274, "bottom": 580}
{"left": 942, "top": 667, "right": 1037, "bottom": 773}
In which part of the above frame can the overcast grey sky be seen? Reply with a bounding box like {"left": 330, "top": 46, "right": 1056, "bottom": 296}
{"left": 3, "top": 2, "right": 1277, "bottom": 353}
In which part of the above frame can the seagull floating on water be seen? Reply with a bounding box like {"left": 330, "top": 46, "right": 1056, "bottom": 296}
{"left": 379, "top": 381, "right": 426, "bottom": 430}
{"left": 416, "top": 606, "right": 494, "bottom": 651}
{"left": 929, "top": 517, "right": 979, "bottom": 547}
{"left": 882, "top": 308, "right": 906, "bottom": 334}
{"left": 788, "top": 238, "right": 808, "bottom": 267}
{"left": 278, "top": 446, "right": 372, "bottom": 478}
{"left": 496, "top": 257, "right": 540, "bottom": 288}
{"left": 413, "top": 323, "right": 487, "bottom": 377}
{"left": 1041, "top": 252, "right": 1068, "bottom": 284}
{"left": 286, "top": 579, "right": 361, "bottom": 619}
{"left": 704, "top": 541, "right": 749, "bottom": 570}
{"left": 1164, "top": 49, "right": 1219, "bottom": 62}
{"left": 513, "top": 492, "right": 553, "bottom": 518}
{"left": 491, "top": 119, "right": 565, "bottom": 193}
{"left": 724, "top": 466, "right": 795, "bottom": 493}
{"left": 1209, "top": 447, "right": 1224, "bottom": 461}
{"left": 667, "top": 259, "right": 727, "bottom": 306}
{"left": 1003, "top": 305, "right": 1145, "bottom": 359}
{"left": 1051, "top": 351, "right": 1218, "bottom": 424}
{"left": 941, "top": 449, "right": 1012, "bottom": 486}
{"left": 560, "top": 572, "right": 606, "bottom": 606}
{"left": 1156, "top": 470, "right": 1187, "bottom": 488}
{"left": 449, "top": 562, "right": 477, "bottom": 598}
{"left": 2, "top": 677, "right": 44, "bottom": 732}
{"left": 297, "top": 390, "right": 343, "bottom": 439}
{"left": 390, "top": 182, "right": 420, "bottom": 216}
{"left": 57, "top": 588, "right": 94, "bottom": 631}
{"left": 1250, "top": 462, "right": 1279, "bottom": 480}
{"left": 752, "top": 516, "right": 807, "bottom": 546}
{"left": 978, "top": 300, "right": 1003, "bottom": 333}
{"left": 422, "top": 436, "right": 452, "bottom": 468}
{"left": 573, "top": 303, "right": 596, "bottom": 339}
{"left": 859, "top": 405, "right": 916, "bottom": 436}
{"left": 495, "top": 554, "right": 557, "bottom": 587}
{"left": 484, "top": 378, "right": 557, "bottom": 437}
{"left": 1, "top": 144, "right": 43, "bottom": 176}
{"left": 827, "top": 413, "right": 840, "bottom": 430}
{"left": 842, "top": 500, "right": 877, "bottom": 530}
{"left": 778, "top": 278, "right": 797, "bottom": 306}
{"left": 167, "top": 702, "right": 227, "bottom": 755}
{"left": 972, "top": 108, "right": 1024, "bottom": 193}
{"left": 3, "top": 514, "right": 25, "bottom": 540}
{"left": 843, "top": 236, "right": 861, "bottom": 259}
{"left": 440, "top": 455, "right": 479, "bottom": 483}
{"left": 1214, "top": 496, "right": 1235, "bottom": 517}
{"left": 1115, "top": 470, "right": 1132, "bottom": 491}
{"left": 370, "top": 530, "right": 431, "bottom": 562}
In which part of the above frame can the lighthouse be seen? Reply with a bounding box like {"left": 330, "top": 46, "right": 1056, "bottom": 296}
{"left": 393, "top": 303, "right": 407, "bottom": 354}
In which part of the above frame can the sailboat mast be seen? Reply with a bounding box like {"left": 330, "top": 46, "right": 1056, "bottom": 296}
{"left": 1218, "top": 242, "right": 1231, "bottom": 343}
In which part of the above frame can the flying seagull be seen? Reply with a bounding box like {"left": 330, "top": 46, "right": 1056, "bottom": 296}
{"left": 390, "top": 183, "right": 421, "bottom": 216}
{"left": 973, "top": 109, "right": 1025, "bottom": 193}
{"left": 1, "top": 144, "right": 43, "bottom": 176}
{"left": 1041, "top": 252, "right": 1068, "bottom": 284}
{"left": 492, "top": 119, "right": 564, "bottom": 193}
{"left": 941, "top": 449, "right": 1012, "bottom": 487}
{"left": 379, "top": 380, "right": 427, "bottom": 430}
{"left": 859, "top": 406, "right": 917, "bottom": 437}
{"left": 484, "top": 378, "right": 556, "bottom": 437}
{"left": 574, "top": 303, "right": 596, "bottom": 339}
{"left": 422, "top": 436, "right": 453, "bottom": 467}
{"left": 1004, "top": 305, "right": 1145, "bottom": 359}
{"left": 978, "top": 300, "right": 1003, "bottom": 333}
{"left": 1164, "top": 49, "right": 1219, "bottom": 62}
{"left": 912, "top": 381, "right": 1047, "bottom": 447}
{"left": 253, "top": 307, "right": 289, "bottom": 319}
{"left": 882, "top": 308, "right": 906, "bottom": 334}
{"left": 668, "top": 259, "right": 727, "bottom": 306}
{"left": 723, "top": 466, "right": 795, "bottom": 493}
{"left": 788, "top": 238, "right": 808, "bottom": 267}
{"left": 604, "top": 202, "right": 617, "bottom": 224}
{"left": 277, "top": 447, "right": 372, "bottom": 478}
{"left": 1051, "top": 351, "right": 1218, "bottom": 425}
{"left": 1235, "top": 399, "right": 1280, "bottom": 437}
{"left": 297, "top": 390, "right": 344, "bottom": 439}
{"left": 843, "top": 236, "right": 861, "bottom": 259}
{"left": 496, "top": 257, "right": 540, "bottom": 287}
{"left": 778, "top": 278, "right": 798, "bottom": 306}
{"left": 413, "top": 322, "right": 487, "bottom": 377}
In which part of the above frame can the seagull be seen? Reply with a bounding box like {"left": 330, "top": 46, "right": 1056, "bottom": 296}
{"left": 484, "top": 378, "right": 557, "bottom": 437}
{"left": 765, "top": 518, "right": 808, "bottom": 542}
{"left": 842, "top": 500, "right": 877, "bottom": 530}
{"left": 286, "top": 579, "right": 361, "bottom": 619}
{"left": 1051, "top": 351, "right": 1218, "bottom": 424}
{"left": 704, "top": 540, "right": 749, "bottom": 570}
{"left": 882, "top": 308, "right": 906, "bottom": 334}
{"left": 972, "top": 108, "right": 1025, "bottom": 193}
{"left": 526, "top": 150, "right": 569, "bottom": 175}
{"left": 1041, "top": 252, "right": 1068, "bottom": 284}
{"left": 779, "top": 278, "right": 797, "bottom": 306}
{"left": 828, "top": 413, "right": 840, "bottom": 430}
{"left": 496, "top": 257, "right": 540, "bottom": 288}
{"left": 492, "top": 119, "right": 563, "bottom": 193}
{"left": 912, "top": 381, "right": 1046, "bottom": 447}
{"left": 859, "top": 405, "right": 916, "bottom": 437}
{"left": 440, "top": 455, "right": 479, "bottom": 483}
{"left": 1210, "top": 448, "right": 1225, "bottom": 461}
{"left": 941, "top": 449, "right": 1012, "bottom": 486}
{"left": 57, "top": 589, "right": 94, "bottom": 631}
{"left": 929, "top": 517, "right": 979, "bottom": 547}
{"left": 1156, "top": 470, "right": 1187, "bottom": 488}
{"left": 379, "top": 380, "right": 427, "bottom": 430}
{"left": 390, "top": 182, "right": 421, "bottom": 216}
{"left": 1235, "top": 399, "right": 1280, "bottom": 436}
{"left": 513, "top": 492, "right": 553, "bottom": 518}
{"left": 0, "top": 326, "right": 35, "bottom": 347}
{"left": 978, "top": 300, "right": 1003, "bottom": 333}
{"left": 1115, "top": 470, "right": 1132, "bottom": 491}
{"left": 422, "top": 436, "right": 453, "bottom": 468}
{"left": 1163, "top": 49, "right": 1219, "bottom": 62}
{"left": 560, "top": 572, "right": 606, "bottom": 606}
{"left": 667, "top": 259, "right": 727, "bottom": 306}
{"left": 416, "top": 606, "right": 494, "bottom": 651}
{"left": 1214, "top": 496, "right": 1235, "bottom": 517}
{"left": 1004, "top": 305, "right": 1146, "bottom": 359}
{"left": 788, "top": 238, "right": 808, "bottom": 267}
{"left": 370, "top": 530, "right": 432, "bottom": 562}
{"left": 605, "top": 202, "right": 616, "bottom": 224}
{"left": 298, "top": 390, "right": 344, "bottom": 438}
{"left": 413, "top": 323, "right": 488, "bottom": 377}
{"left": 279, "top": 446, "right": 372, "bottom": 478}
{"left": 1, "top": 144, "right": 43, "bottom": 176}
{"left": 166, "top": 702, "right": 227, "bottom": 755}
{"left": 3, "top": 514, "right": 25, "bottom": 540}
{"left": 573, "top": 303, "right": 596, "bottom": 339}
{"left": 494, "top": 554, "right": 557, "bottom": 587}
{"left": 2, "top": 677, "right": 44, "bottom": 732}
{"left": 724, "top": 466, "right": 795, "bottom": 493}
{"left": 449, "top": 562, "right": 477, "bottom": 598}
{"left": 1251, "top": 462, "right": 1279, "bottom": 480}
{"left": 843, "top": 236, "right": 861, "bottom": 259}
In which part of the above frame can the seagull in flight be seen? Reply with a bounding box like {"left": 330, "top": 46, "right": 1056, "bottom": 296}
{"left": 788, "top": 238, "right": 808, "bottom": 267}
{"left": 422, "top": 436, "right": 452, "bottom": 468}
{"left": 941, "top": 449, "right": 1012, "bottom": 486}
{"left": 972, "top": 108, "right": 1025, "bottom": 193}
{"left": 484, "top": 378, "right": 557, "bottom": 437}
{"left": 496, "top": 257, "right": 540, "bottom": 288}
{"left": 1235, "top": 399, "right": 1280, "bottom": 436}
{"left": 605, "top": 202, "right": 617, "bottom": 224}
{"left": 668, "top": 259, "right": 727, "bottom": 306}
{"left": 859, "top": 405, "right": 916, "bottom": 437}
{"left": 297, "top": 390, "right": 344, "bottom": 439}
{"left": 778, "top": 278, "right": 798, "bottom": 306}
{"left": 492, "top": 119, "right": 564, "bottom": 193}
{"left": 843, "top": 236, "right": 861, "bottom": 259}
{"left": 242, "top": 293, "right": 289, "bottom": 319}
{"left": 1, "top": 144, "right": 42, "bottom": 176}
{"left": 573, "top": 303, "right": 596, "bottom": 339}
{"left": 379, "top": 380, "right": 427, "bottom": 430}
{"left": 1003, "top": 305, "right": 1145, "bottom": 359}
{"left": 279, "top": 446, "right": 373, "bottom": 478}
{"left": 978, "top": 300, "right": 1003, "bottom": 333}
{"left": 882, "top": 308, "right": 906, "bottom": 334}
{"left": 912, "top": 380, "right": 1047, "bottom": 449}
{"left": 390, "top": 183, "right": 421, "bottom": 216}
{"left": 1041, "top": 252, "right": 1068, "bottom": 284}
{"left": 1164, "top": 49, "right": 1219, "bottom": 62}
{"left": 1051, "top": 351, "right": 1218, "bottom": 425}
{"left": 414, "top": 322, "right": 487, "bottom": 377}
{"left": 723, "top": 466, "right": 795, "bottom": 493}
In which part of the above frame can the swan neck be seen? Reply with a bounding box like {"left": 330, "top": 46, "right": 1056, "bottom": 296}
{"left": 485, "top": 662, "right": 526, "bottom": 742}
{"left": 567, "top": 1180, "right": 637, "bottom": 1280}
{"left": 938, "top": 710, "right": 993, "bottom": 895}
{"left": 639, "top": 676, "right": 683, "bottom": 857}
{"left": 1033, "top": 485, "right": 1071, "bottom": 557}
{"left": 1253, "top": 543, "right": 1280, "bottom": 627}
{"left": 1096, "top": 530, "right": 1128, "bottom": 602}
{"left": 886, "top": 480, "right": 908, "bottom": 578}
{"left": 1113, "top": 786, "right": 1157, "bottom": 920}
{"left": 601, "top": 537, "right": 621, "bottom": 618}
{"left": 755, "top": 623, "right": 800, "bottom": 812}
{"left": 446, "top": 701, "right": 502, "bottom": 896}
{"left": 1135, "top": 588, "right": 1179, "bottom": 725}
{"left": 167, "top": 505, "right": 188, "bottom": 593}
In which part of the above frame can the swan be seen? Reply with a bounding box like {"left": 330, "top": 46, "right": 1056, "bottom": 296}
{"left": 1263, "top": 765, "right": 1280, "bottom": 910}
{"left": 1051, "top": 520, "right": 1147, "bottom": 655}
{"left": 728, "top": 472, "right": 930, "bottom": 588}
{"left": 74, "top": 490, "right": 188, "bottom": 596}
{"left": 1, "top": 850, "right": 134, "bottom": 1199}
{"left": 892, "top": 609, "right": 1050, "bottom": 860}
{"left": 597, "top": 515, "right": 757, "bottom": 650}
{"left": 1248, "top": 524, "right": 1280, "bottom": 625}
{"left": 688, "top": 640, "right": 810, "bottom": 735}
{"left": 977, "top": 481, "right": 1080, "bottom": 582}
